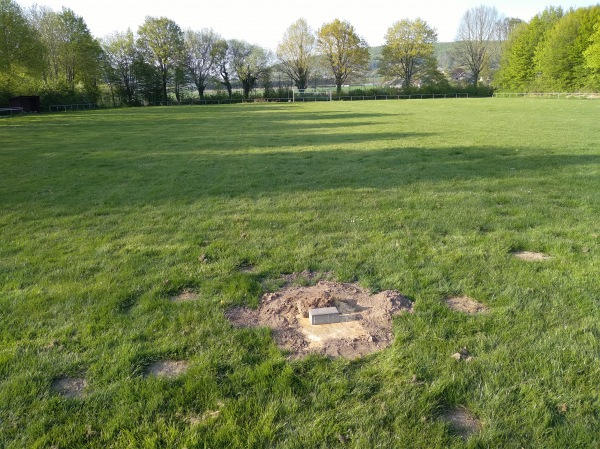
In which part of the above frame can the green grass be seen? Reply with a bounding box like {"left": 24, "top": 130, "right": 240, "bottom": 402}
{"left": 1, "top": 98, "right": 600, "bottom": 448}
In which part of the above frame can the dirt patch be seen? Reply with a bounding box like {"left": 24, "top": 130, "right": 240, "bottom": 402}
{"left": 442, "top": 406, "right": 481, "bottom": 440}
{"left": 51, "top": 377, "right": 87, "bottom": 398}
{"left": 445, "top": 296, "right": 489, "bottom": 314}
{"left": 145, "top": 360, "right": 189, "bottom": 378}
{"left": 512, "top": 251, "right": 551, "bottom": 261}
{"left": 226, "top": 280, "right": 413, "bottom": 359}
{"left": 185, "top": 401, "right": 225, "bottom": 425}
{"left": 170, "top": 289, "right": 199, "bottom": 302}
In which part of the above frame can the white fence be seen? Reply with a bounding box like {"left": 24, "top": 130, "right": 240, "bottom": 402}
{"left": 494, "top": 92, "right": 600, "bottom": 100}
{"left": 0, "top": 107, "right": 24, "bottom": 116}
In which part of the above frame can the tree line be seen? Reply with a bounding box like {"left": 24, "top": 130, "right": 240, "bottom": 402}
{"left": 1, "top": 0, "right": 599, "bottom": 108}
{"left": 494, "top": 6, "right": 600, "bottom": 92}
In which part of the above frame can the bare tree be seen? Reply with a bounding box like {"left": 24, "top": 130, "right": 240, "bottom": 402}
{"left": 454, "top": 5, "right": 500, "bottom": 87}
{"left": 184, "top": 28, "right": 218, "bottom": 100}
{"left": 277, "top": 18, "right": 316, "bottom": 90}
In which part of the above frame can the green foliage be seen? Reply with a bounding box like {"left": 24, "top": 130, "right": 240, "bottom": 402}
{"left": 317, "top": 19, "right": 370, "bottom": 95}
{"left": 0, "top": 0, "right": 44, "bottom": 101}
{"left": 277, "top": 18, "right": 316, "bottom": 90}
{"left": 137, "top": 16, "right": 184, "bottom": 102}
{"left": 379, "top": 18, "right": 438, "bottom": 89}
{"left": 534, "top": 6, "right": 600, "bottom": 91}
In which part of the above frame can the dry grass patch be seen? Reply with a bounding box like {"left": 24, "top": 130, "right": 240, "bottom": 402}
{"left": 51, "top": 377, "right": 87, "bottom": 399}
{"left": 145, "top": 360, "right": 189, "bottom": 378}
{"left": 170, "top": 289, "right": 199, "bottom": 302}
{"left": 442, "top": 406, "right": 482, "bottom": 440}
{"left": 445, "top": 296, "right": 489, "bottom": 314}
{"left": 512, "top": 251, "right": 551, "bottom": 261}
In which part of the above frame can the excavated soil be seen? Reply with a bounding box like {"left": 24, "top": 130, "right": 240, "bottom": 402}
{"left": 442, "top": 406, "right": 482, "bottom": 440}
{"left": 145, "top": 360, "right": 189, "bottom": 378}
{"left": 226, "top": 280, "right": 413, "bottom": 359}
{"left": 445, "top": 296, "right": 489, "bottom": 314}
{"left": 51, "top": 377, "right": 87, "bottom": 398}
{"left": 512, "top": 251, "right": 551, "bottom": 261}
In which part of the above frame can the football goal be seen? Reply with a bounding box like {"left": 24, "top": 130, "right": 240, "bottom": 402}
{"left": 292, "top": 87, "right": 333, "bottom": 102}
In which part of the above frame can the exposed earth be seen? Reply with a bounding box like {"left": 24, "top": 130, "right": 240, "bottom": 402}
{"left": 226, "top": 280, "right": 413, "bottom": 359}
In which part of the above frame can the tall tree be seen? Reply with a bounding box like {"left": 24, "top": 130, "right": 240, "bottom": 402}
{"left": 454, "top": 5, "right": 501, "bottom": 87}
{"left": 277, "top": 18, "right": 316, "bottom": 90}
{"left": 317, "top": 19, "right": 370, "bottom": 95}
{"left": 493, "top": 7, "right": 563, "bottom": 91}
{"left": 379, "top": 18, "right": 437, "bottom": 89}
{"left": 212, "top": 38, "right": 233, "bottom": 98}
{"left": 584, "top": 23, "right": 600, "bottom": 86}
{"left": 101, "top": 29, "right": 138, "bottom": 104}
{"left": 137, "top": 16, "right": 184, "bottom": 102}
{"left": 184, "top": 28, "right": 218, "bottom": 100}
{"left": 534, "top": 6, "right": 600, "bottom": 91}
{"left": 230, "top": 39, "right": 272, "bottom": 99}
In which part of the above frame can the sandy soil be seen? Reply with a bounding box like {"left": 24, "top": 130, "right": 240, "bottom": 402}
{"left": 445, "top": 296, "right": 489, "bottom": 314}
{"left": 226, "top": 280, "right": 413, "bottom": 359}
{"left": 512, "top": 251, "right": 551, "bottom": 261}
{"left": 145, "top": 360, "right": 189, "bottom": 378}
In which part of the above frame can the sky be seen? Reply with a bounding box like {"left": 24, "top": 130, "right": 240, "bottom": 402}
{"left": 16, "top": 0, "right": 597, "bottom": 50}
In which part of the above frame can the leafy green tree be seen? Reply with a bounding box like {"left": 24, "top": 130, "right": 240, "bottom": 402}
{"left": 535, "top": 6, "right": 600, "bottom": 91}
{"left": 184, "top": 28, "right": 219, "bottom": 100}
{"left": 101, "top": 29, "right": 138, "bottom": 105}
{"left": 0, "top": 0, "right": 44, "bottom": 100}
{"left": 29, "top": 6, "right": 102, "bottom": 99}
{"left": 454, "top": 5, "right": 501, "bottom": 87}
{"left": 379, "top": 18, "right": 437, "bottom": 89}
{"left": 277, "top": 18, "right": 316, "bottom": 90}
{"left": 137, "top": 16, "right": 184, "bottom": 101}
{"left": 493, "top": 7, "right": 563, "bottom": 91}
{"left": 584, "top": 23, "right": 600, "bottom": 87}
{"left": 230, "top": 40, "right": 272, "bottom": 99}
{"left": 317, "top": 19, "right": 370, "bottom": 95}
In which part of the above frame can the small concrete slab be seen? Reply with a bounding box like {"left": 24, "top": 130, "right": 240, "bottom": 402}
{"left": 309, "top": 307, "right": 341, "bottom": 325}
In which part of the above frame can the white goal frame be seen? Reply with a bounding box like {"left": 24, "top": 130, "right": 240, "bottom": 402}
{"left": 292, "top": 87, "right": 333, "bottom": 102}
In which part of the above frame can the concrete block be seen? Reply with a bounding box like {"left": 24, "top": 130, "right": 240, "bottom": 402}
{"left": 309, "top": 307, "right": 341, "bottom": 325}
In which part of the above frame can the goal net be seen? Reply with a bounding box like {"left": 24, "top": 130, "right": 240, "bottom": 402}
{"left": 292, "top": 87, "right": 333, "bottom": 102}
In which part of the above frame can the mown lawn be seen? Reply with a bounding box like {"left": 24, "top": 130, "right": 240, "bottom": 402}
{"left": 1, "top": 98, "right": 600, "bottom": 448}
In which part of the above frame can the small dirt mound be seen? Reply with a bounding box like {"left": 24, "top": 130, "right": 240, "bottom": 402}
{"left": 145, "top": 360, "right": 189, "bottom": 378}
{"left": 170, "top": 290, "right": 199, "bottom": 302}
{"left": 512, "top": 251, "right": 551, "bottom": 261}
{"left": 445, "top": 296, "right": 489, "bottom": 314}
{"left": 226, "top": 280, "right": 413, "bottom": 359}
{"left": 442, "top": 406, "right": 481, "bottom": 440}
{"left": 51, "top": 377, "right": 87, "bottom": 398}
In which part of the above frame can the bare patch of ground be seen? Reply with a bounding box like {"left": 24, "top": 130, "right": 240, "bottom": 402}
{"left": 445, "top": 296, "right": 489, "bottom": 314}
{"left": 145, "top": 360, "right": 189, "bottom": 378}
{"left": 442, "top": 406, "right": 482, "bottom": 440}
{"left": 170, "top": 289, "right": 199, "bottom": 302}
{"left": 512, "top": 251, "right": 551, "bottom": 261}
{"left": 450, "top": 347, "right": 474, "bottom": 362}
{"left": 51, "top": 377, "right": 87, "bottom": 398}
{"left": 226, "top": 280, "right": 413, "bottom": 359}
{"left": 184, "top": 401, "right": 225, "bottom": 425}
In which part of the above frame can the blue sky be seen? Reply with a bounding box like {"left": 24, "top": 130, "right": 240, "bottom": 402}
{"left": 16, "top": 0, "right": 596, "bottom": 48}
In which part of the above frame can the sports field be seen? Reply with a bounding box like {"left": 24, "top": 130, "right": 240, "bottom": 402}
{"left": 1, "top": 98, "right": 600, "bottom": 447}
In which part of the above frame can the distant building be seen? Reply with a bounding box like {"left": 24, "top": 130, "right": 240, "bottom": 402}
{"left": 9, "top": 96, "right": 41, "bottom": 113}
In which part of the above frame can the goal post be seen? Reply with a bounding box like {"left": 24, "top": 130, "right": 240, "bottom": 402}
{"left": 292, "top": 87, "right": 333, "bottom": 102}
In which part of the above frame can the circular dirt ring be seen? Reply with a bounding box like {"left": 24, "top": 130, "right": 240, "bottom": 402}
{"left": 226, "top": 280, "right": 413, "bottom": 359}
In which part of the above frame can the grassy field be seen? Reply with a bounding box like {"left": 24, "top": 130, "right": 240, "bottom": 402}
{"left": 1, "top": 98, "right": 600, "bottom": 448}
